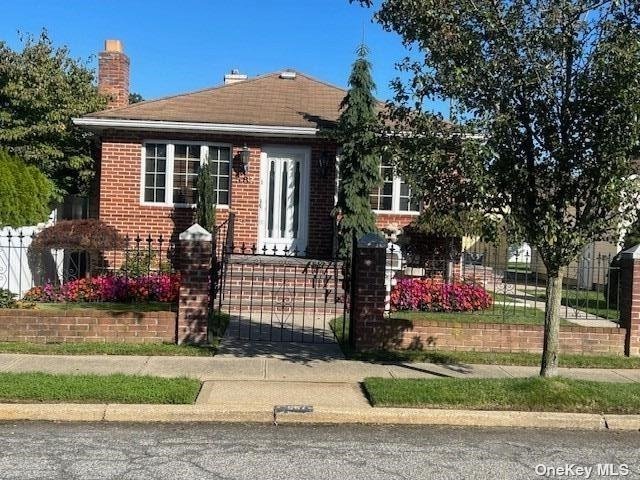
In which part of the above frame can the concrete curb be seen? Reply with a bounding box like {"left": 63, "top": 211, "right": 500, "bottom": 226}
{"left": 0, "top": 403, "right": 638, "bottom": 430}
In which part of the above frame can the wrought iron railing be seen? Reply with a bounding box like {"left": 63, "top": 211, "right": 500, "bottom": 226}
{"left": 0, "top": 229, "right": 176, "bottom": 299}
{"left": 386, "top": 242, "right": 622, "bottom": 325}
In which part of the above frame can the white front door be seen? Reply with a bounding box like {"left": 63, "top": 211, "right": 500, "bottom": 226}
{"left": 258, "top": 146, "right": 310, "bottom": 254}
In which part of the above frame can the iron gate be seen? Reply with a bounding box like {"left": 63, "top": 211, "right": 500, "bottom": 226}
{"left": 210, "top": 215, "right": 350, "bottom": 344}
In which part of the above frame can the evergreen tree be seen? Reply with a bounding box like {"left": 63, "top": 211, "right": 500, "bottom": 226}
{"left": 334, "top": 44, "right": 380, "bottom": 259}
{"left": 0, "top": 149, "right": 55, "bottom": 227}
{"left": 196, "top": 160, "right": 217, "bottom": 233}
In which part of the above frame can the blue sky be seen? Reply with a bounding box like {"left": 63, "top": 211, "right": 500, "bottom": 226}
{"left": 0, "top": 0, "right": 448, "bottom": 115}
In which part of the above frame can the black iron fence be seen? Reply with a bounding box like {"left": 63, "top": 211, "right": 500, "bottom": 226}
{"left": 0, "top": 229, "right": 177, "bottom": 302}
{"left": 389, "top": 242, "right": 621, "bottom": 325}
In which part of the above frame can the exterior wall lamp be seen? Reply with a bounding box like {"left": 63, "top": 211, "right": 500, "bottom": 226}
{"left": 240, "top": 144, "right": 251, "bottom": 174}
{"left": 318, "top": 150, "right": 330, "bottom": 176}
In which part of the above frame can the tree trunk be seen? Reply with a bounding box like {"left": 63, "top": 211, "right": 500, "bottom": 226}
{"left": 540, "top": 268, "right": 565, "bottom": 377}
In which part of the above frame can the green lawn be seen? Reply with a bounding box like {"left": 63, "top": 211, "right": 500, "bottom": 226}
{"left": 0, "top": 372, "right": 200, "bottom": 404}
{"left": 506, "top": 262, "right": 532, "bottom": 273}
{"left": 363, "top": 377, "right": 640, "bottom": 413}
{"left": 353, "top": 349, "right": 640, "bottom": 369}
{"left": 33, "top": 301, "right": 175, "bottom": 312}
{"left": 533, "top": 290, "right": 619, "bottom": 321}
{"left": 0, "top": 342, "right": 215, "bottom": 356}
{"left": 390, "top": 307, "right": 549, "bottom": 325}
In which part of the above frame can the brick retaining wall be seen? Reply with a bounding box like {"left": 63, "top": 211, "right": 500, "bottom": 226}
{"left": 0, "top": 309, "right": 176, "bottom": 344}
{"left": 371, "top": 318, "right": 626, "bottom": 355}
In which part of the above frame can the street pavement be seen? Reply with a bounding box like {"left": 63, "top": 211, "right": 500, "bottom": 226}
{"left": 0, "top": 422, "right": 638, "bottom": 480}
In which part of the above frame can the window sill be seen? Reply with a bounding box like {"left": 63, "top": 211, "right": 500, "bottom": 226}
{"left": 139, "top": 202, "right": 230, "bottom": 209}
{"left": 373, "top": 210, "right": 420, "bottom": 216}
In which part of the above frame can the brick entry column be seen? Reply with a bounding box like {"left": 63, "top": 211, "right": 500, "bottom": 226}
{"left": 619, "top": 245, "right": 640, "bottom": 356}
{"left": 350, "top": 233, "right": 388, "bottom": 351}
{"left": 177, "top": 224, "right": 212, "bottom": 345}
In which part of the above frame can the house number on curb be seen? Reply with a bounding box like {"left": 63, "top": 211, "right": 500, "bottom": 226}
{"left": 273, "top": 404, "right": 314, "bottom": 425}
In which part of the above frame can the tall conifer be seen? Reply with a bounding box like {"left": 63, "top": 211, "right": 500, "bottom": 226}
{"left": 334, "top": 45, "right": 380, "bottom": 259}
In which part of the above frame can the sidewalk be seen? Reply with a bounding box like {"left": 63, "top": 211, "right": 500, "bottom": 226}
{"left": 1, "top": 351, "right": 639, "bottom": 430}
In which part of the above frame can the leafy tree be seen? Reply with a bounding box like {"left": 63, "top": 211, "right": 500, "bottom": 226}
{"left": 357, "top": 0, "right": 640, "bottom": 376}
{"left": 333, "top": 44, "right": 380, "bottom": 260}
{"left": 129, "top": 92, "right": 144, "bottom": 104}
{"left": 0, "top": 149, "right": 55, "bottom": 227}
{"left": 196, "top": 160, "right": 217, "bottom": 233}
{"left": 0, "top": 31, "right": 106, "bottom": 199}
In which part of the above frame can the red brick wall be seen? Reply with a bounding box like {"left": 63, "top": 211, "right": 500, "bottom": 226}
{"left": 177, "top": 237, "right": 211, "bottom": 345}
{"left": 375, "top": 213, "right": 418, "bottom": 231}
{"left": 619, "top": 254, "right": 640, "bottom": 356}
{"left": 376, "top": 319, "right": 626, "bottom": 355}
{"left": 0, "top": 309, "right": 176, "bottom": 344}
{"left": 98, "top": 50, "right": 130, "bottom": 109}
{"left": 96, "top": 131, "right": 337, "bottom": 259}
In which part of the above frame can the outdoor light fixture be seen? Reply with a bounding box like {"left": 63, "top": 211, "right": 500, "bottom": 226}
{"left": 318, "top": 150, "right": 330, "bottom": 176}
{"left": 240, "top": 144, "right": 251, "bottom": 173}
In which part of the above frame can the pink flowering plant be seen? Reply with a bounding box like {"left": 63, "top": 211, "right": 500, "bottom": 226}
{"left": 23, "top": 273, "right": 180, "bottom": 304}
{"left": 390, "top": 277, "right": 492, "bottom": 312}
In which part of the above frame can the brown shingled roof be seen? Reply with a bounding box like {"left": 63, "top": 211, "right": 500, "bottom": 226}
{"left": 86, "top": 71, "right": 348, "bottom": 129}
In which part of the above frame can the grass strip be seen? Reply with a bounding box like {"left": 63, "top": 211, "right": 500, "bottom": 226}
{"left": 33, "top": 302, "right": 175, "bottom": 312}
{"left": 390, "top": 308, "right": 552, "bottom": 325}
{"left": 0, "top": 372, "right": 200, "bottom": 404}
{"left": 349, "top": 349, "right": 640, "bottom": 369}
{"left": 363, "top": 377, "right": 640, "bottom": 414}
{"left": 0, "top": 342, "right": 215, "bottom": 356}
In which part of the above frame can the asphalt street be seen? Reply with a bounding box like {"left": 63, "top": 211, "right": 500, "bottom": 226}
{"left": 0, "top": 422, "right": 638, "bottom": 480}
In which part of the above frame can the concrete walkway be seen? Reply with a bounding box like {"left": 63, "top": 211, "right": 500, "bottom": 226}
{"left": 1, "top": 352, "right": 639, "bottom": 429}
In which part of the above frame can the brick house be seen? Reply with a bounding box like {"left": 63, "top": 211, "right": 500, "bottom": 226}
{"left": 74, "top": 40, "right": 420, "bottom": 258}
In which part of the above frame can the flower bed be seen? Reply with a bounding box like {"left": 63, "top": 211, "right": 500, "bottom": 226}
{"left": 23, "top": 273, "right": 180, "bottom": 303}
{"left": 390, "top": 277, "right": 492, "bottom": 312}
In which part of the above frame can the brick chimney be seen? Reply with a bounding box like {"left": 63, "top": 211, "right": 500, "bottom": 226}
{"left": 98, "top": 39, "right": 130, "bottom": 109}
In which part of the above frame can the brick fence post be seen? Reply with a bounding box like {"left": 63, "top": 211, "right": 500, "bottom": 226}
{"left": 350, "top": 233, "right": 388, "bottom": 351}
{"left": 619, "top": 245, "right": 640, "bottom": 356}
{"left": 177, "top": 224, "right": 212, "bottom": 345}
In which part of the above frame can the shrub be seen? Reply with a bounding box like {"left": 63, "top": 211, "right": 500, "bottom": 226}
{"left": 390, "top": 277, "right": 492, "bottom": 312}
{"left": 31, "top": 219, "right": 126, "bottom": 251}
{"left": 0, "top": 289, "right": 17, "bottom": 308}
{"left": 120, "top": 250, "right": 172, "bottom": 276}
{"left": 0, "top": 149, "right": 55, "bottom": 228}
{"left": 23, "top": 273, "right": 180, "bottom": 303}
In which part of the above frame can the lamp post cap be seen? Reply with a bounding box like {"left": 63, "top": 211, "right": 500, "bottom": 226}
{"left": 622, "top": 244, "right": 640, "bottom": 259}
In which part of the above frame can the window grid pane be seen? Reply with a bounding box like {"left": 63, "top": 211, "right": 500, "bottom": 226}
{"left": 143, "top": 143, "right": 230, "bottom": 206}
{"left": 370, "top": 156, "right": 394, "bottom": 211}
{"left": 144, "top": 143, "right": 167, "bottom": 203}
{"left": 398, "top": 179, "right": 419, "bottom": 212}
{"left": 369, "top": 155, "right": 419, "bottom": 212}
{"left": 173, "top": 144, "right": 201, "bottom": 204}
{"left": 208, "top": 146, "right": 230, "bottom": 205}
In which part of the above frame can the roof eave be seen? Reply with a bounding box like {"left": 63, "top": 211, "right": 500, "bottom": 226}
{"left": 72, "top": 117, "right": 321, "bottom": 138}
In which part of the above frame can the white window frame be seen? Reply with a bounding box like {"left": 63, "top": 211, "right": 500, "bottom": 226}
{"left": 371, "top": 157, "right": 420, "bottom": 215}
{"left": 139, "top": 140, "right": 232, "bottom": 208}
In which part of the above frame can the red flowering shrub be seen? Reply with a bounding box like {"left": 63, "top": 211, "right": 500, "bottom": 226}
{"left": 390, "top": 277, "right": 492, "bottom": 312}
{"left": 23, "top": 273, "right": 180, "bottom": 303}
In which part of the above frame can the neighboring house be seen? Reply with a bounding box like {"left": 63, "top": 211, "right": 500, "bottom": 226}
{"left": 73, "top": 40, "right": 419, "bottom": 259}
